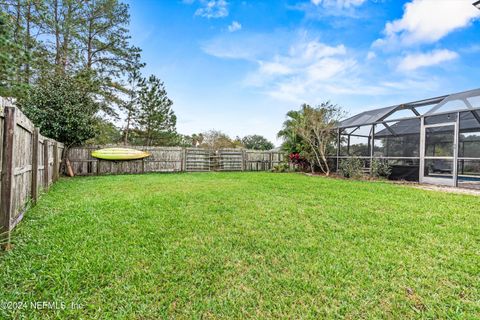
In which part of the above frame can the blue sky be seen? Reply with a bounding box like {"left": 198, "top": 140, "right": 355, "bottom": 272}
{"left": 126, "top": 0, "right": 480, "bottom": 144}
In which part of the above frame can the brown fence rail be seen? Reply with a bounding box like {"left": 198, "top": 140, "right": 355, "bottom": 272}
{"left": 1, "top": 98, "right": 64, "bottom": 243}
{"left": 67, "top": 147, "right": 285, "bottom": 175}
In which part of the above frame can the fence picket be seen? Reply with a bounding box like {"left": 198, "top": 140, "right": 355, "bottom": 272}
{"left": 31, "top": 128, "right": 39, "bottom": 204}
{"left": 43, "top": 140, "right": 49, "bottom": 188}
{"left": 1, "top": 106, "right": 16, "bottom": 247}
{"left": 0, "top": 100, "right": 64, "bottom": 248}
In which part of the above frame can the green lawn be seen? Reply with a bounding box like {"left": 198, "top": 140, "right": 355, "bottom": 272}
{"left": 0, "top": 173, "right": 479, "bottom": 319}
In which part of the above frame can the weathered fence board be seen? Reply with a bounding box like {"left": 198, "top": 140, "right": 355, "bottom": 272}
{"left": 217, "top": 149, "right": 243, "bottom": 171}
{"left": 1, "top": 104, "right": 15, "bottom": 245}
{"left": 68, "top": 146, "right": 285, "bottom": 175}
{"left": 245, "top": 150, "right": 283, "bottom": 171}
{"left": 185, "top": 148, "right": 212, "bottom": 172}
{"left": 0, "top": 98, "right": 64, "bottom": 246}
{"left": 13, "top": 113, "right": 33, "bottom": 227}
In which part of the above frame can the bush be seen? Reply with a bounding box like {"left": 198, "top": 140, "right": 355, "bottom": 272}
{"left": 339, "top": 157, "right": 364, "bottom": 179}
{"left": 19, "top": 72, "right": 100, "bottom": 146}
{"left": 272, "top": 162, "right": 291, "bottom": 173}
{"left": 288, "top": 153, "right": 310, "bottom": 171}
{"left": 371, "top": 159, "right": 392, "bottom": 178}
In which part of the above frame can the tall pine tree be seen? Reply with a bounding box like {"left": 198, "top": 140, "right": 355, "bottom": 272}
{"left": 0, "top": 10, "right": 23, "bottom": 96}
{"left": 78, "top": 0, "right": 142, "bottom": 116}
{"left": 122, "top": 51, "right": 145, "bottom": 144}
{"left": 136, "top": 75, "right": 176, "bottom": 146}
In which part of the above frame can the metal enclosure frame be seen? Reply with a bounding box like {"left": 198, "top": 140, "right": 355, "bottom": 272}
{"left": 419, "top": 120, "right": 458, "bottom": 187}
{"left": 332, "top": 88, "right": 480, "bottom": 189}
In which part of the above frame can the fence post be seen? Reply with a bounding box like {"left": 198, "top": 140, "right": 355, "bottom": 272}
{"left": 1, "top": 107, "right": 16, "bottom": 249}
{"left": 181, "top": 148, "right": 186, "bottom": 172}
{"left": 31, "top": 128, "right": 40, "bottom": 204}
{"left": 53, "top": 142, "right": 59, "bottom": 181}
{"left": 43, "top": 140, "right": 49, "bottom": 189}
{"left": 241, "top": 150, "right": 245, "bottom": 171}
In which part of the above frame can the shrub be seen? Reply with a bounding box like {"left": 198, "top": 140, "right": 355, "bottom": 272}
{"left": 339, "top": 157, "right": 364, "bottom": 179}
{"left": 272, "top": 162, "right": 291, "bottom": 173}
{"left": 289, "top": 153, "right": 310, "bottom": 171}
{"left": 19, "top": 72, "right": 100, "bottom": 146}
{"left": 371, "top": 159, "right": 392, "bottom": 178}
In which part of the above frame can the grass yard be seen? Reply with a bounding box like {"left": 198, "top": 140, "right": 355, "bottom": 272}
{"left": 0, "top": 172, "right": 479, "bottom": 319}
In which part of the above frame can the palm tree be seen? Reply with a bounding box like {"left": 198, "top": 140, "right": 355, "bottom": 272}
{"left": 278, "top": 103, "right": 345, "bottom": 175}
{"left": 277, "top": 109, "right": 305, "bottom": 155}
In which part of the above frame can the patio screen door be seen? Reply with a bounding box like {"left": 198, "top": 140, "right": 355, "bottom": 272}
{"left": 420, "top": 121, "right": 457, "bottom": 187}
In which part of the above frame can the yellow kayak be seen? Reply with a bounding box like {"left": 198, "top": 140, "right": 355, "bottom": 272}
{"left": 91, "top": 148, "right": 150, "bottom": 160}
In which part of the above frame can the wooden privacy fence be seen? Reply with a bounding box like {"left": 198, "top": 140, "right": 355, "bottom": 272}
{"left": 0, "top": 98, "right": 64, "bottom": 243}
{"left": 67, "top": 146, "right": 285, "bottom": 175}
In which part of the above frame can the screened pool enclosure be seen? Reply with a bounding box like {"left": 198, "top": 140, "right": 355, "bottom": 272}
{"left": 332, "top": 88, "right": 480, "bottom": 189}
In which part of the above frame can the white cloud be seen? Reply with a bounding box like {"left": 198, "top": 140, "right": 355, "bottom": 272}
{"left": 201, "top": 31, "right": 290, "bottom": 60}
{"left": 296, "top": 0, "right": 367, "bottom": 18}
{"left": 228, "top": 21, "right": 242, "bottom": 32}
{"left": 397, "top": 49, "right": 459, "bottom": 71}
{"left": 202, "top": 31, "right": 446, "bottom": 103}
{"left": 375, "top": 0, "right": 480, "bottom": 47}
{"left": 244, "top": 39, "right": 356, "bottom": 102}
{"left": 258, "top": 61, "right": 293, "bottom": 76}
{"left": 311, "top": 0, "right": 366, "bottom": 8}
{"left": 195, "top": 0, "right": 229, "bottom": 19}
{"left": 366, "top": 51, "right": 376, "bottom": 60}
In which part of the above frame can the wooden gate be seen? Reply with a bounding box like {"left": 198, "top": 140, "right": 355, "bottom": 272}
{"left": 184, "top": 148, "right": 213, "bottom": 172}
